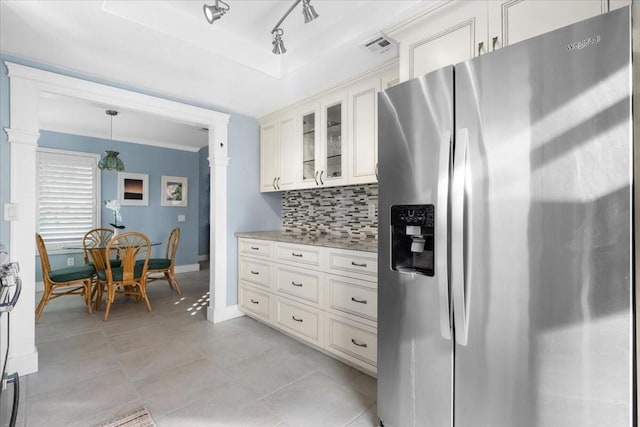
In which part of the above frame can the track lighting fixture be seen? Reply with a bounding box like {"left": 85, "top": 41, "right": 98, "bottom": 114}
{"left": 270, "top": 0, "right": 319, "bottom": 55}
{"left": 203, "top": 0, "right": 230, "bottom": 24}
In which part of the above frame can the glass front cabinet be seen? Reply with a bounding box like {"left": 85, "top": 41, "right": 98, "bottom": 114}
{"left": 297, "top": 94, "right": 347, "bottom": 188}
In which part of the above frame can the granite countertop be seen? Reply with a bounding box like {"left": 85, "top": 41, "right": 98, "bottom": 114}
{"left": 235, "top": 230, "right": 378, "bottom": 253}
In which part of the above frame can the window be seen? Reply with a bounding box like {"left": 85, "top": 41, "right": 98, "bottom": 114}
{"left": 37, "top": 148, "right": 101, "bottom": 251}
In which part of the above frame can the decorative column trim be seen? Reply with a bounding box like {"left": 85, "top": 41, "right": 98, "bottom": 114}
{"left": 4, "top": 128, "right": 40, "bottom": 146}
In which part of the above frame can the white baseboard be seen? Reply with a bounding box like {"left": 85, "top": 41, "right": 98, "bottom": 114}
{"left": 198, "top": 255, "right": 209, "bottom": 262}
{"left": 208, "top": 305, "right": 244, "bottom": 323}
{"left": 174, "top": 264, "right": 200, "bottom": 273}
{"left": 8, "top": 347, "right": 39, "bottom": 376}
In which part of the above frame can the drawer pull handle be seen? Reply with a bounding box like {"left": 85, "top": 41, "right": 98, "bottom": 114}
{"left": 292, "top": 315, "right": 303, "bottom": 322}
{"left": 291, "top": 253, "right": 303, "bottom": 257}
{"left": 250, "top": 270, "right": 259, "bottom": 275}
{"left": 292, "top": 281, "right": 303, "bottom": 287}
{"left": 351, "top": 338, "right": 368, "bottom": 348}
{"left": 250, "top": 299, "right": 259, "bottom": 304}
{"left": 250, "top": 246, "right": 259, "bottom": 250}
{"left": 351, "top": 261, "right": 368, "bottom": 268}
{"left": 351, "top": 297, "right": 367, "bottom": 304}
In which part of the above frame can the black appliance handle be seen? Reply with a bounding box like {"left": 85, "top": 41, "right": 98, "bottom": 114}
{"left": 7, "top": 372, "right": 19, "bottom": 427}
{"left": 0, "top": 277, "right": 22, "bottom": 313}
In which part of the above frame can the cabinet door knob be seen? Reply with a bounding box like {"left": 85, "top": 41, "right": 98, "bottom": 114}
{"left": 314, "top": 171, "right": 319, "bottom": 185}
{"left": 291, "top": 252, "right": 303, "bottom": 258}
{"left": 477, "top": 41, "right": 484, "bottom": 56}
{"left": 250, "top": 270, "right": 259, "bottom": 275}
{"left": 351, "top": 261, "right": 367, "bottom": 268}
{"left": 319, "top": 170, "right": 324, "bottom": 185}
{"left": 250, "top": 299, "right": 259, "bottom": 304}
{"left": 375, "top": 163, "right": 379, "bottom": 180}
{"left": 292, "top": 281, "right": 303, "bottom": 287}
{"left": 292, "top": 315, "right": 303, "bottom": 322}
{"left": 351, "top": 297, "right": 367, "bottom": 304}
{"left": 492, "top": 36, "right": 498, "bottom": 51}
{"left": 276, "top": 176, "right": 281, "bottom": 189}
{"left": 272, "top": 177, "right": 277, "bottom": 190}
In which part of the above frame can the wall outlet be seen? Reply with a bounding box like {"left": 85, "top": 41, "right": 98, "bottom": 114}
{"left": 67, "top": 257, "right": 74, "bottom": 266}
{"left": 308, "top": 205, "right": 314, "bottom": 216}
{"left": 368, "top": 202, "right": 376, "bottom": 219}
{"left": 178, "top": 215, "right": 186, "bottom": 222}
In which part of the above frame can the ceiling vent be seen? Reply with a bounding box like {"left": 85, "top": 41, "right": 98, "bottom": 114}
{"left": 359, "top": 33, "right": 395, "bottom": 55}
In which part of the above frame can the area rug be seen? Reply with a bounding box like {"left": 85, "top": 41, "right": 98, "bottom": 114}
{"left": 97, "top": 407, "right": 156, "bottom": 427}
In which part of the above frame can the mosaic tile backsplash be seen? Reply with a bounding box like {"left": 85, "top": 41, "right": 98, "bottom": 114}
{"left": 282, "top": 184, "right": 378, "bottom": 239}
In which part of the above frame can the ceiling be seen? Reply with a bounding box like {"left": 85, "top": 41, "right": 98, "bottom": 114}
{"left": 0, "top": 0, "right": 434, "bottom": 120}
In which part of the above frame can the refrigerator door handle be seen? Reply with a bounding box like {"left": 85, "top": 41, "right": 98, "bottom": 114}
{"left": 436, "top": 130, "right": 452, "bottom": 340}
{"left": 452, "top": 128, "right": 469, "bottom": 346}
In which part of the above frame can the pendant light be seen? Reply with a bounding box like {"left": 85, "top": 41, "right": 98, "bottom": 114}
{"left": 98, "top": 110, "right": 125, "bottom": 172}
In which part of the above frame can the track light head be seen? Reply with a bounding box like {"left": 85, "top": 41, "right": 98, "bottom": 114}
{"left": 302, "top": 0, "right": 319, "bottom": 24}
{"left": 272, "top": 28, "right": 286, "bottom": 55}
{"left": 203, "top": 0, "right": 230, "bottom": 24}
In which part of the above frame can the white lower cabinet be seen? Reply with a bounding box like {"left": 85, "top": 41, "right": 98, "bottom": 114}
{"left": 237, "top": 237, "right": 378, "bottom": 376}
{"left": 239, "top": 286, "right": 271, "bottom": 321}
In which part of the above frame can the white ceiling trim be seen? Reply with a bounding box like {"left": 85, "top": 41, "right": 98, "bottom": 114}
{"left": 38, "top": 124, "right": 202, "bottom": 153}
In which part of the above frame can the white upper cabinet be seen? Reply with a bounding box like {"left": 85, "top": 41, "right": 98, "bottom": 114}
{"left": 277, "top": 111, "right": 297, "bottom": 190}
{"left": 259, "top": 64, "right": 397, "bottom": 193}
{"left": 260, "top": 120, "right": 279, "bottom": 192}
{"left": 488, "top": 0, "right": 607, "bottom": 52}
{"left": 298, "top": 101, "right": 321, "bottom": 189}
{"left": 389, "top": 1, "right": 488, "bottom": 82}
{"left": 389, "top": 0, "right": 629, "bottom": 83}
{"left": 320, "top": 92, "right": 348, "bottom": 187}
{"left": 347, "top": 75, "right": 381, "bottom": 185}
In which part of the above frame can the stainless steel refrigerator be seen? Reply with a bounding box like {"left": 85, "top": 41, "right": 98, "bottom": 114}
{"left": 377, "top": 7, "right": 633, "bottom": 427}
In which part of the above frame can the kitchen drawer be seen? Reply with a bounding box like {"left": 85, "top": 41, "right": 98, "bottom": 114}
{"left": 239, "top": 286, "right": 271, "bottom": 320}
{"left": 326, "top": 275, "right": 377, "bottom": 321}
{"left": 326, "top": 315, "right": 377, "bottom": 365}
{"left": 327, "top": 249, "right": 377, "bottom": 278}
{"left": 238, "top": 239, "right": 271, "bottom": 258}
{"left": 238, "top": 258, "right": 270, "bottom": 288}
{"left": 276, "top": 266, "right": 322, "bottom": 305}
{"left": 276, "top": 297, "right": 321, "bottom": 342}
{"left": 276, "top": 243, "right": 321, "bottom": 267}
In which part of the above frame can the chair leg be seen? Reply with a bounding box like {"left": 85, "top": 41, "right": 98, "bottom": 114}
{"left": 35, "top": 285, "right": 52, "bottom": 323}
{"left": 140, "top": 283, "right": 152, "bottom": 312}
{"left": 167, "top": 269, "right": 182, "bottom": 295}
{"left": 103, "top": 284, "right": 114, "bottom": 321}
{"left": 84, "top": 280, "right": 93, "bottom": 314}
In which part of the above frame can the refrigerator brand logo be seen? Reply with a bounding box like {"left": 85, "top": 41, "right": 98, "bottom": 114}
{"left": 566, "top": 35, "right": 601, "bottom": 51}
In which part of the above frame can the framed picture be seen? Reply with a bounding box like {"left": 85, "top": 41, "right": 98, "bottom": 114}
{"left": 161, "top": 176, "right": 188, "bottom": 207}
{"left": 118, "top": 172, "right": 149, "bottom": 206}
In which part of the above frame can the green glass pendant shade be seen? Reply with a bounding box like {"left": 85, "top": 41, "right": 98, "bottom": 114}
{"left": 98, "top": 150, "right": 125, "bottom": 171}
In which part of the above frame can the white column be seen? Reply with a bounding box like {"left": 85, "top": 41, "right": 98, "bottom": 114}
{"left": 4, "top": 76, "right": 41, "bottom": 375}
{"left": 206, "top": 119, "right": 242, "bottom": 323}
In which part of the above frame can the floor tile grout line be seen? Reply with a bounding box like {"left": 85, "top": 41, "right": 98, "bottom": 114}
{"left": 256, "top": 369, "right": 319, "bottom": 402}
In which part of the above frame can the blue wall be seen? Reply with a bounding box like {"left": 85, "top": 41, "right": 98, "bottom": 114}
{"left": 34, "top": 131, "right": 200, "bottom": 281}
{"left": 0, "top": 53, "right": 283, "bottom": 306}
{"left": 227, "top": 115, "right": 281, "bottom": 305}
{"left": 198, "top": 147, "right": 210, "bottom": 257}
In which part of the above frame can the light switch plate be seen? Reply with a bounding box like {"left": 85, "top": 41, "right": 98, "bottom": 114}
{"left": 178, "top": 215, "right": 186, "bottom": 222}
{"left": 3, "top": 203, "right": 17, "bottom": 221}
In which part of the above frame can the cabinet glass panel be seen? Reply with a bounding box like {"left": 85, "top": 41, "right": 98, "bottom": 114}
{"left": 302, "top": 112, "right": 315, "bottom": 181}
{"left": 326, "top": 103, "right": 342, "bottom": 179}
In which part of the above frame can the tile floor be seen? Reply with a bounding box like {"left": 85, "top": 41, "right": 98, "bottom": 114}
{"left": 16, "top": 264, "right": 378, "bottom": 426}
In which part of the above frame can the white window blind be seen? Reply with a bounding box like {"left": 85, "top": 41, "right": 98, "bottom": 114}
{"left": 37, "top": 149, "right": 100, "bottom": 250}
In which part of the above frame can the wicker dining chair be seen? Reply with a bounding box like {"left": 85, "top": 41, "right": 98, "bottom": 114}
{"left": 82, "top": 228, "right": 121, "bottom": 310}
{"left": 35, "top": 233, "right": 95, "bottom": 322}
{"left": 144, "top": 227, "right": 182, "bottom": 295}
{"left": 98, "top": 232, "right": 152, "bottom": 321}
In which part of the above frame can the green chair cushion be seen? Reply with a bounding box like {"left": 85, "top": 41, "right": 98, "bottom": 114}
{"left": 87, "top": 259, "right": 121, "bottom": 270}
{"left": 49, "top": 264, "right": 95, "bottom": 283}
{"left": 97, "top": 264, "right": 144, "bottom": 282}
{"left": 139, "top": 258, "right": 171, "bottom": 270}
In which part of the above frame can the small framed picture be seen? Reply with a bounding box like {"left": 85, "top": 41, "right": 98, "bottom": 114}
{"left": 161, "top": 176, "right": 188, "bottom": 207}
{"left": 118, "top": 172, "right": 149, "bottom": 206}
